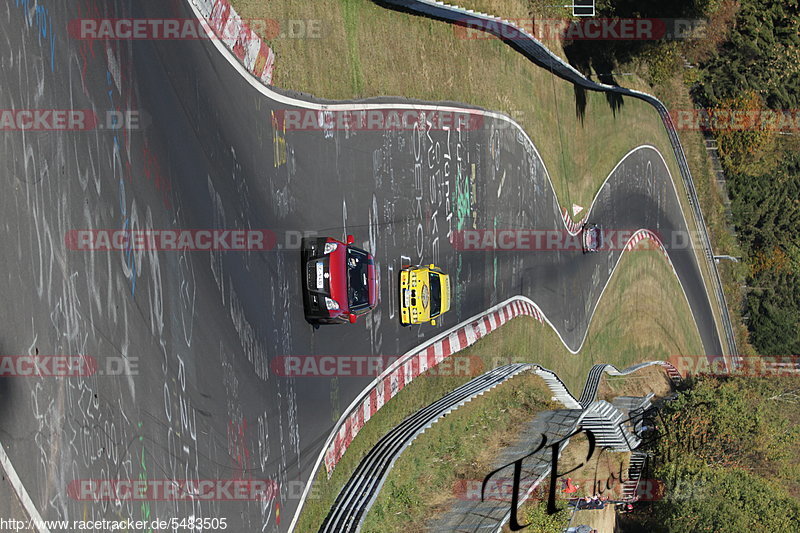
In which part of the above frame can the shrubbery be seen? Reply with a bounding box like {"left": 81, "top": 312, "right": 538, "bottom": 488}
{"left": 624, "top": 376, "right": 800, "bottom": 531}
{"left": 565, "top": 0, "right": 800, "bottom": 355}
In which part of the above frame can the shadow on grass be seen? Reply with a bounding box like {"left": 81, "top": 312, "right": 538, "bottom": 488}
{"left": 606, "top": 91, "right": 625, "bottom": 115}
{"left": 575, "top": 85, "right": 587, "bottom": 123}
{"left": 564, "top": 43, "right": 627, "bottom": 116}
{"left": 372, "top": 0, "right": 628, "bottom": 121}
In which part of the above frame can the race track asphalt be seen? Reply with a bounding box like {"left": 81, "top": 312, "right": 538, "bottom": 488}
{"left": 0, "top": 1, "right": 720, "bottom": 530}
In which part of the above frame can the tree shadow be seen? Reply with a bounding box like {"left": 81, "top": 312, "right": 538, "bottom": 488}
{"left": 606, "top": 91, "right": 625, "bottom": 115}
{"left": 575, "top": 85, "right": 587, "bottom": 123}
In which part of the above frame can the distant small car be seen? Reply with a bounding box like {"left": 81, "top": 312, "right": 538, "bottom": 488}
{"left": 302, "top": 236, "right": 378, "bottom": 325}
{"left": 582, "top": 223, "right": 603, "bottom": 253}
{"left": 399, "top": 264, "right": 451, "bottom": 326}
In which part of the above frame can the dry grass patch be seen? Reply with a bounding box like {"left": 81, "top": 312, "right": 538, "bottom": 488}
{"left": 598, "top": 365, "right": 675, "bottom": 401}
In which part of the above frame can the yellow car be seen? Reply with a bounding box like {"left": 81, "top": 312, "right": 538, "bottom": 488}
{"left": 399, "top": 265, "right": 451, "bottom": 326}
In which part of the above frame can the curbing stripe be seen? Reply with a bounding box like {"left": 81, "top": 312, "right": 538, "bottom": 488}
{"left": 562, "top": 207, "right": 589, "bottom": 235}
{"left": 204, "top": 0, "right": 275, "bottom": 83}
{"left": 181, "top": 0, "right": 720, "bottom": 526}
{"left": 321, "top": 228, "right": 678, "bottom": 473}
{"left": 321, "top": 296, "right": 549, "bottom": 474}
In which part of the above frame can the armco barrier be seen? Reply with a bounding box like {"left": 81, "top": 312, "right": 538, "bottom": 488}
{"left": 321, "top": 364, "right": 534, "bottom": 533}
{"left": 321, "top": 280, "right": 679, "bottom": 475}
{"left": 186, "top": 0, "right": 733, "bottom": 364}
{"left": 186, "top": 0, "right": 693, "bottom": 477}
{"left": 378, "top": 0, "right": 737, "bottom": 363}
{"left": 536, "top": 360, "right": 683, "bottom": 409}
{"left": 491, "top": 360, "right": 682, "bottom": 532}
{"left": 323, "top": 298, "right": 546, "bottom": 474}
{"left": 322, "top": 359, "right": 681, "bottom": 532}
{"left": 322, "top": 229, "right": 676, "bottom": 474}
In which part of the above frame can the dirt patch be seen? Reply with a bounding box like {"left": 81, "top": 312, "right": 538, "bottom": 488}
{"left": 597, "top": 365, "right": 675, "bottom": 402}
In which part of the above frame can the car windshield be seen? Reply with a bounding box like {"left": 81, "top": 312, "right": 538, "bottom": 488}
{"left": 429, "top": 272, "right": 441, "bottom": 317}
{"left": 347, "top": 247, "right": 371, "bottom": 310}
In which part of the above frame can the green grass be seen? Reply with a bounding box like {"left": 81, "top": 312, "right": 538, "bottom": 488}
{"left": 232, "top": 0, "right": 686, "bottom": 215}
{"left": 339, "top": 0, "right": 365, "bottom": 94}
{"left": 222, "top": 1, "right": 723, "bottom": 528}
{"left": 652, "top": 74, "right": 755, "bottom": 356}
{"left": 359, "top": 247, "right": 702, "bottom": 532}
{"left": 293, "top": 246, "right": 703, "bottom": 532}
{"left": 362, "top": 373, "right": 557, "bottom": 532}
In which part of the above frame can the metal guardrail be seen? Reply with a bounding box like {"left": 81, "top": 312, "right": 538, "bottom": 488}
{"left": 181, "top": 2, "right": 712, "bottom": 531}
{"left": 544, "top": 360, "right": 679, "bottom": 408}
{"left": 320, "top": 364, "right": 534, "bottom": 533}
{"left": 321, "top": 360, "right": 682, "bottom": 532}
{"left": 535, "top": 361, "right": 677, "bottom": 410}
{"left": 378, "top": 0, "right": 738, "bottom": 362}
{"left": 494, "top": 364, "right": 681, "bottom": 533}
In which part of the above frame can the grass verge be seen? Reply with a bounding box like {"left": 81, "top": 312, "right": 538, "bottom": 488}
{"left": 294, "top": 244, "right": 702, "bottom": 532}
{"left": 232, "top": 0, "right": 685, "bottom": 214}
{"left": 234, "top": 0, "right": 727, "bottom": 350}
{"left": 362, "top": 373, "right": 557, "bottom": 532}
{"left": 653, "top": 74, "right": 755, "bottom": 356}
{"left": 234, "top": 0, "right": 728, "bottom": 344}
{"left": 455, "top": 1, "right": 737, "bottom": 356}
{"left": 222, "top": 1, "right": 722, "bottom": 529}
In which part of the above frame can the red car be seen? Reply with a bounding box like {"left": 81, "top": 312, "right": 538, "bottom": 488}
{"left": 301, "top": 236, "right": 378, "bottom": 324}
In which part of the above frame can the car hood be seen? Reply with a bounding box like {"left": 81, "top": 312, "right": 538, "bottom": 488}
{"left": 327, "top": 247, "right": 349, "bottom": 311}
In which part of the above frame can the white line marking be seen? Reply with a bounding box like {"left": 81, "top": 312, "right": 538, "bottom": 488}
{"left": 0, "top": 441, "right": 51, "bottom": 533}
{"left": 497, "top": 170, "right": 506, "bottom": 198}
{"left": 182, "top": 3, "right": 719, "bottom": 529}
